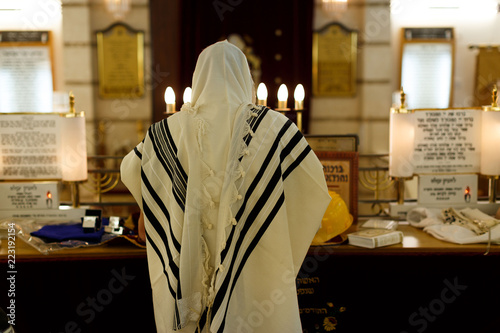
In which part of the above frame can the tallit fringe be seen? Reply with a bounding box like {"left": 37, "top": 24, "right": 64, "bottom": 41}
{"left": 219, "top": 105, "right": 259, "bottom": 250}
{"left": 181, "top": 102, "right": 198, "bottom": 114}
{"left": 180, "top": 103, "right": 261, "bottom": 332}
{"left": 200, "top": 237, "right": 213, "bottom": 303}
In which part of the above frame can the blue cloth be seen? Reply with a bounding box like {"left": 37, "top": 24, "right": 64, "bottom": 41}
{"left": 31, "top": 223, "right": 105, "bottom": 243}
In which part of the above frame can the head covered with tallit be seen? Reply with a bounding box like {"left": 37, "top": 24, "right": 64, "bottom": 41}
{"left": 181, "top": 40, "right": 256, "bottom": 175}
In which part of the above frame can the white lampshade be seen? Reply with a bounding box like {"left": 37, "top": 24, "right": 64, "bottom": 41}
{"left": 61, "top": 116, "right": 87, "bottom": 182}
{"left": 480, "top": 110, "right": 500, "bottom": 176}
{"left": 389, "top": 112, "right": 415, "bottom": 178}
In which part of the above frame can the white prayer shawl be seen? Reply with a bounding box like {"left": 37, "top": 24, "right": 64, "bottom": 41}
{"left": 121, "top": 41, "right": 331, "bottom": 333}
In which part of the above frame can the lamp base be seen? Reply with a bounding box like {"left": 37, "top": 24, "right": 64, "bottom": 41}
{"left": 488, "top": 176, "right": 499, "bottom": 203}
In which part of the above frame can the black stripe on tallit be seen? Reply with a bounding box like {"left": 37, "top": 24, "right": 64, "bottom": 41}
{"left": 279, "top": 129, "right": 310, "bottom": 180}
{"left": 158, "top": 121, "right": 187, "bottom": 204}
{"left": 215, "top": 193, "right": 285, "bottom": 333}
{"left": 145, "top": 230, "right": 177, "bottom": 299}
{"left": 283, "top": 144, "right": 311, "bottom": 180}
{"left": 219, "top": 119, "right": 293, "bottom": 263}
{"left": 149, "top": 120, "right": 187, "bottom": 211}
{"left": 141, "top": 168, "right": 181, "bottom": 252}
{"left": 242, "top": 106, "right": 269, "bottom": 146}
{"left": 195, "top": 309, "right": 208, "bottom": 333}
{"left": 146, "top": 228, "right": 182, "bottom": 331}
{"left": 133, "top": 146, "right": 142, "bottom": 159}
{"left": 142, "top": 201, "right": 180, "bottom": 282}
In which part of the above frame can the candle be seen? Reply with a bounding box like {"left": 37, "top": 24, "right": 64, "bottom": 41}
{"left": 164, "top": 86, "right": 176, "bottom": 113}
{"left": 277, "top": 84, "right": 288, "bottom": 110}
{"left": 294, "top": 84, "right": 305, "bottom": 110}
{"left": 257, "top": 83, "right": 268, "bottom": 106}
{"left": 46, "top": 191, "right": 53, "bottom": 209}
{"left": 183, "top": 87, "right": 192, "bottom": 104}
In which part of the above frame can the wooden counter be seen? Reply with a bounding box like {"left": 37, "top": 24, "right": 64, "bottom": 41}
{"left": 311, "top": 223, "right": 500, "bottom": 256}
{"left": 2, "top": 223, "right": 497, "bottom": 263}
{"left": 0, "top": 235, "right": 147, "bottom": 262}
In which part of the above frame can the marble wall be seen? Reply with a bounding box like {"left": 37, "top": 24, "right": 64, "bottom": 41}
{"left": 61, "top": 0, "right": 151, "bottom": 156}
{"left": 310, "top": 0, "right": 392, "bottom": 154}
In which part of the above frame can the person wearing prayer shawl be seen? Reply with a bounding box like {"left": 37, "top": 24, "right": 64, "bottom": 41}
{"left": 120, "top": 40, "right": 331, "bottom": 333}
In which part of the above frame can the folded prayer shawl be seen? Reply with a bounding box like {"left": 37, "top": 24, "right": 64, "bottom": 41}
{"left": 120, "top": 41, "right": 331, "bottom": 333}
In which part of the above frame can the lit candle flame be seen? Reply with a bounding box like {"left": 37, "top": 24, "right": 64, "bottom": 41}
{"left": 257, "top": 83, "right": 268, "bottom": 106}
{"left": 294, "top": 84, "right": 305, "bottom": 110}
{"left": 165, "top": 86, "right": 176, "bottom": 113}
{"left": 277, "top": 84, "right": 288, "bottom": 109}
{"left": 183, "top": 87, "right": 192, "bottom": 104}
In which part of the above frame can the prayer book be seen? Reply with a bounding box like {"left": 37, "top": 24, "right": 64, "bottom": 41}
{"left": 347, "top": 229, "right": 403, "bottom": 249}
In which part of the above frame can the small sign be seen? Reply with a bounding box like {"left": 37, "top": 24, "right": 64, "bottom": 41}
{"left": 413, "top": 109, "right": 481, "bottom": 174}
{"left": 418, "top": 174, "right": 478, "bottom": 205}
{"left": 0, "top": 114, "right": 62, "bottom": 179}
{"left": 0, "top": 182, "right": 59, "bottom": 210}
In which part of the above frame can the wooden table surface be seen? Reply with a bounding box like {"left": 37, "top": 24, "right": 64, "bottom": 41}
{"left": 2, "top": 223, "right": 498, "bottom": 263}
{"left": 310, "top": 223, "right": 500, "bottom": 256}
{"left": 0, "top": 235, "right": 147, "bottom": 262}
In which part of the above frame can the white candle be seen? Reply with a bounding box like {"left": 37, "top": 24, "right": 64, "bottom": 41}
{"left": 277, "top": 84, "right": 288, "bottom": 110}
{"left": 164, "top": 86, "right": 176, "bottom": 113}
{"left": 294, "top": 84, "right": 305, "bottom": 110}
{"left": 183, "top": 87, "right": 192, "bottom": 104}
{"left": 257, "top": 83, "right": 268, "bottom": 106}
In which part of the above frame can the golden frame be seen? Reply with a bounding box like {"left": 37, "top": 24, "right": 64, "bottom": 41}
{"left": 97, "top": 23, "right": 145, "bottom": 99}
{"left": 312, "top": 22, "right": 358, "bottom": 97}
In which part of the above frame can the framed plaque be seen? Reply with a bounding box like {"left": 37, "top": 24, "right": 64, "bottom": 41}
{"left": 306, "top": 134, "right": 358, "bottom": 152}
{"left": 399, "top": 27, "right": 455, "bottom": 109}
{"left": 97, "top": 23, "right": 145, "bottom": 98}
{"left": 0, "top": 31, "right": 54, "bottom": 113}
{"left": 312, "top": 22, "right": 358, "bottom": 96}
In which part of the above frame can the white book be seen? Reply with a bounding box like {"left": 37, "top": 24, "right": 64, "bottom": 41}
{"left": 347, "top": 229, "right": 404, "bottom": 249}
{"left": 358, "top": 219, "right": 399, "bottom": 231}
